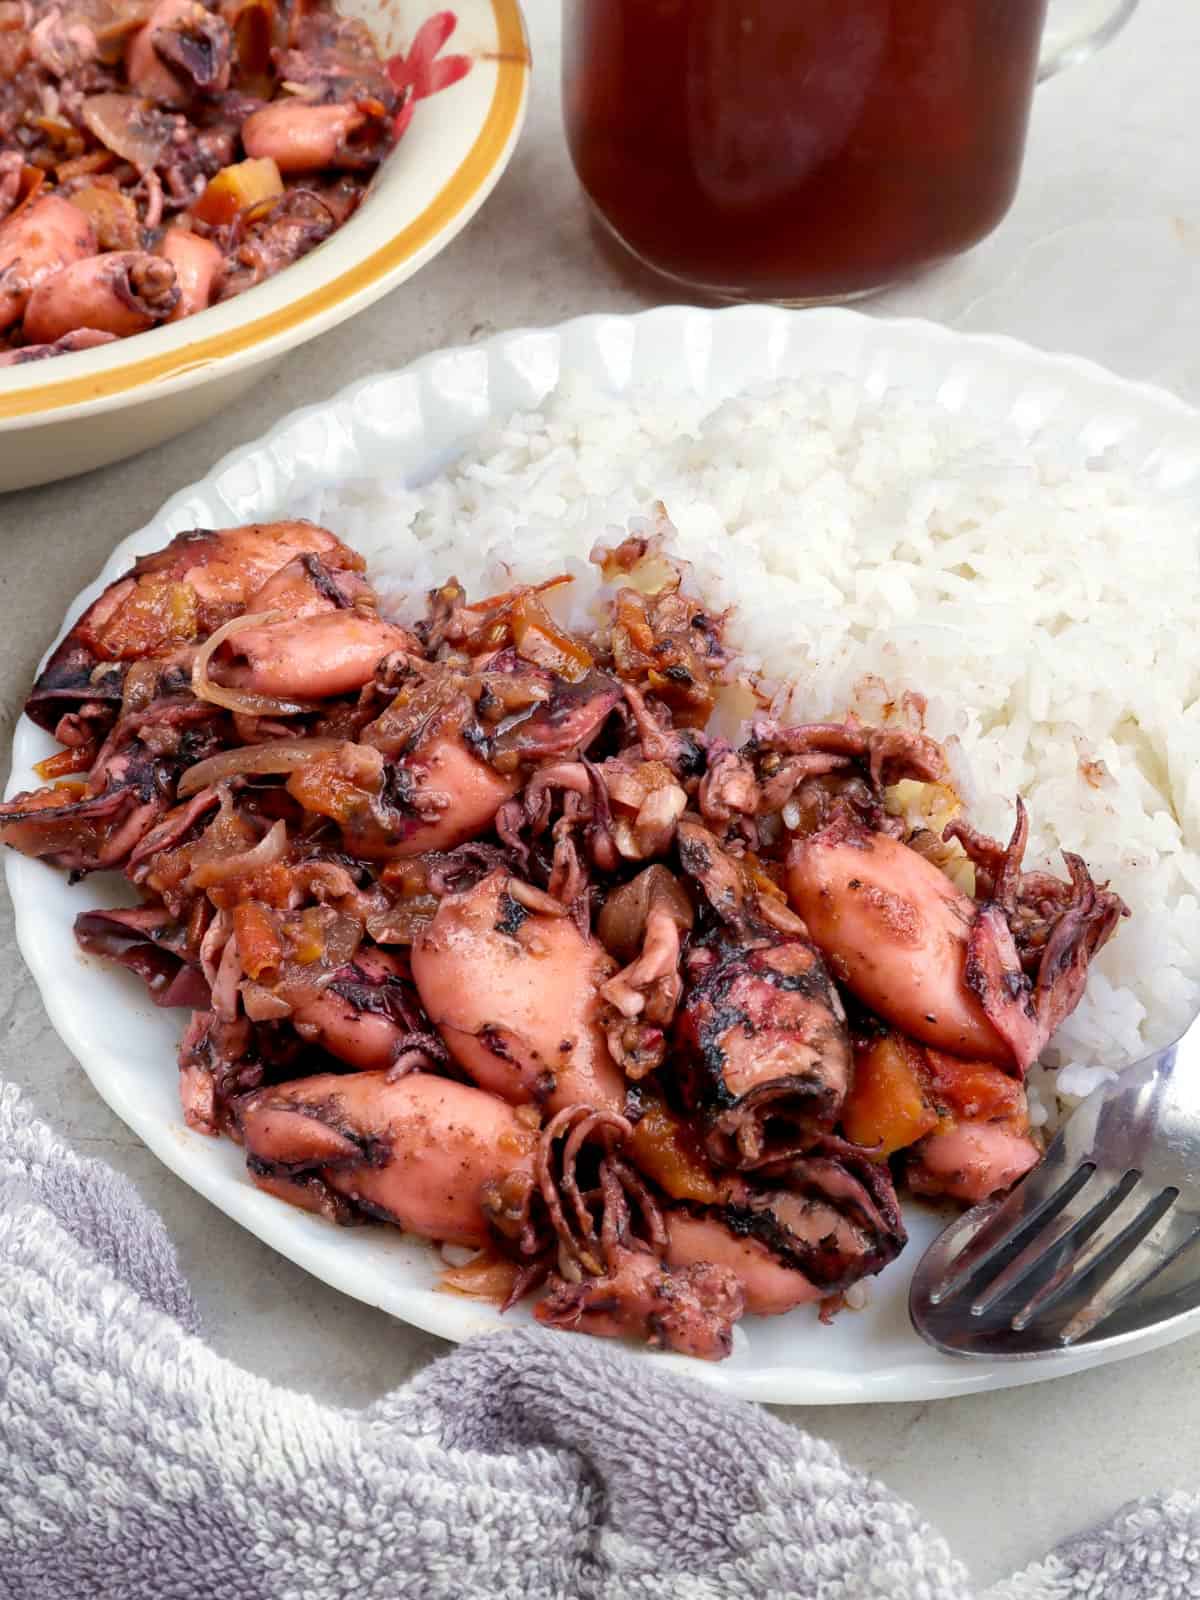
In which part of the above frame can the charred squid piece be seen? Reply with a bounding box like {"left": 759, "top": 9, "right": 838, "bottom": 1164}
{"left": 594, "top": 526, "right": 730, "bottom": 731}
{"left": 619, "top": 683, "right": 708, "bottom": 779}
{"left": 673, "top": 939, "right": 853, "bottom": 1170}
{"left": 214, "top": 190, "right": 340, "bottom": 300}
{"left": 126, "top": 0, "right": 203, "bottom": 101}
{"left": 23, "top": 252, "right": 181, "bottom": 343}
{"left": 788, "top": 801, "right": 1128, "bottom": 1078}
{"left": 28, "top": 9, "right": 98, "bottom": 76}
{"left": 149, "top": 1, "right": 232, "bottom": 94}
{"left": 125, "top": 520, "right": 364, "bottom": 611}
{"left": 177, "top": 1006, "right": 307, "bottom": 1135}
{"left": 945, "top": 798, "right": 1129, "bottom": 1068}
{"left": 745, "top": 715, "right": 946, "bottom": 836}
{"left": 672, "top": 820, "right": 852, "bottom": 1168}
{"left": 0, "top": 771, "right": 164, "bottom": 874}
{"left": 25, "top": 519, "right": 361, "bottom": 733}
{"left": 697, "top": 739, "right": 760, "bottom": 843}
{"left": 358, "top": 675, "right": 521, "bottom": 855}
{"left": 748, "top": 716, "right": 945, "bottom": 801}
{"left": 411, "top": 868, "right": 626, "bottom": 1115}
{"left": 486, "top": 668, "right": 623, "bottom": 772}
{"left": 189, "top": 548, "right": 413, "bottom": 716}
{"left": 241, "top": 100, "right": 389, "bottom": 173}
{"left": 245, "top": 551, "right": 378, "bottom": 620}
{"left": 74, "top": 904, "right": 210, "bottom": 1008}
{"left": 664, "top": 1209, "right": 824, "bottom": 1318}
{"left": 275, "top": 8, "right": 397, "bottom": 106}
{"left": 291, "top": 946, "right": 447, "bottom": 1074}
{"left": 234, "top": 1070, "right": 540, "bottom": 1247}
{"left": 285, "top": 733, "right": 518, "bottom": 860}
{"left": 786, "top": 809, "right": 1021, "bottom": 1069}
{"left": 0, "top": 195, "right": 96, "bottom": 333}
{"left": 667, "top": 1135, "right": 906, "bottom": 1316}
{"left": 0, "top": 690, "right": 229, "bottom": 875}
{"left": 159, "top": 229, "right": 223, "bottom": 321}
{"left": 597, "top": 865, "right": 694, "bottom": 1079}
{"left": 673, "top": 811, "right": 813, "bottom": 942}
{"left": 840, "top": 1029, "right": 1041, "bottom": 1203}
{"left": 906, "top": 1120, "right": 1041, "bottom": 1205}
{"left": 203, "top": 607, "right": 416, "bottom": 701}
{"left": 534, "top": 1106, "right": 745, "bottom": 1361}
{"left": 0, "top": 330, "right": 120, "bottom": 366}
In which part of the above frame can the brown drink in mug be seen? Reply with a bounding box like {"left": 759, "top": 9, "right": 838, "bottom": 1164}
{"left": 563, "top": 0, "right": 1138, "bottom": 304}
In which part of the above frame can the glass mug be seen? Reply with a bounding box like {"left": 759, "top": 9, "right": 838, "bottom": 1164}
{"left": 563, "top": 0, "right": 1140, "bottom": 304}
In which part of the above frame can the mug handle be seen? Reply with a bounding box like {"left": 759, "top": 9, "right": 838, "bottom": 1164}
{"left": 1039, "top": 0, "right": 1140, "bottom": 80}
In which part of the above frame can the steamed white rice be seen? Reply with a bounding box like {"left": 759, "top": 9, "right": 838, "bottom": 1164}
{"left": 294, "top": 374, "right": 1200, "bottom": 1120}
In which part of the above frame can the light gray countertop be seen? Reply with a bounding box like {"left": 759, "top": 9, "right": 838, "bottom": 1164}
{"left": 2, "top": 1, "right": 1198, "bottom": 1587}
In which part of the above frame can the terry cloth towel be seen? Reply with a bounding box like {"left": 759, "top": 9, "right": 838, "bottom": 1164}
{"left": 2, "top": 1080, "right": 1198, "bottom": 1600}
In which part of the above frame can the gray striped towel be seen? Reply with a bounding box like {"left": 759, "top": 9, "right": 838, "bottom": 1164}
{"left": 1, "top": 1080, "right": 1195, "bottom": 1599}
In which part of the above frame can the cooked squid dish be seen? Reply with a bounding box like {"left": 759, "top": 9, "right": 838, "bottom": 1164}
{"left": 0, "top": 0, "right": 446, "bottom": 364}
{"left": 0, "top": 518, "right": 1128, "bottom": 1360}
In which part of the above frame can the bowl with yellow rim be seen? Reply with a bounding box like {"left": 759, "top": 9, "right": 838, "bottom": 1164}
{"left": 0, "top": 0, "right": 530, "bottom": 493}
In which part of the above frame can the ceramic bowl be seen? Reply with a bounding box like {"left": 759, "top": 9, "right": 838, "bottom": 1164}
{"left": 0, "top": 0, "right": 528, "bottom": 493}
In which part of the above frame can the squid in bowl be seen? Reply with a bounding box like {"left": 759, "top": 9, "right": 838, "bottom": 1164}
{"left": 0, "top": 0, "right": 428, "bottom": 363}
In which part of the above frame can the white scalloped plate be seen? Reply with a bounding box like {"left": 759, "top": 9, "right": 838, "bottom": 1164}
{"left": 9, "top": 307, "right": 1200, "bottom": 1403}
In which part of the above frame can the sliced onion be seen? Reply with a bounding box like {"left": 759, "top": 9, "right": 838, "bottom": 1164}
{"left": 120, "top": 657, "right": 162, "bottom": 718}
{"left": 191, "top": 609, "right": 324, "bottom": 719}
{"left": 755, "top": 894, "right": 809, "bottom": 938}
{"left": 80, "top": 0, "right": 156, "bottom": 60}
{"left": 80, "top": 93, "right": 172, "bottom": 173}
{"left": 597, "top": 864, "right": 693, "bottom": 963}
{"left": 242, "top": 982, "right": 293, "bottom": 1021}
{"left": 189, "top": 818, "right": 287, "bottom": 888}
{"left": 507, "top": 878, "right": 570, "bottom": 917}
{"left": 178, "top": 736, "right": 346, "bottom": 798}
{"left": 365, "top": 898, "right": 437, "bottom": 945}
{"left": 312, "top": 909, "right": 362, "bottom": 972}
{"left": 437, "top": 1251, "right": 520, "bottom": 1303}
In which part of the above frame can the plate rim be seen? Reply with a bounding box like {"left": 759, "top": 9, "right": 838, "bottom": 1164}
{"left": 9, "top": 302, "right": 1200, "bottom": 1404}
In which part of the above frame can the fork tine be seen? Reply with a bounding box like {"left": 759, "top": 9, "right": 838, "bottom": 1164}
{"left": 1010, "top": 1182, "right": 1176, "bottom": 1330}
{"left": 1058, "top": 1206, "right": 1200, "bottom": 1346}
{"left": 927, "top": 1158, "right": 1096, "bottom": 1306}
{"left": 968, "top": 1169, "right": 1139, "bottom": 1318}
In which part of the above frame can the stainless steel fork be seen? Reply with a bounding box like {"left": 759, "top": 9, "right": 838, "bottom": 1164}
{"left": 909, "top": 1013, "right": 1200, "bottom": 1359}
